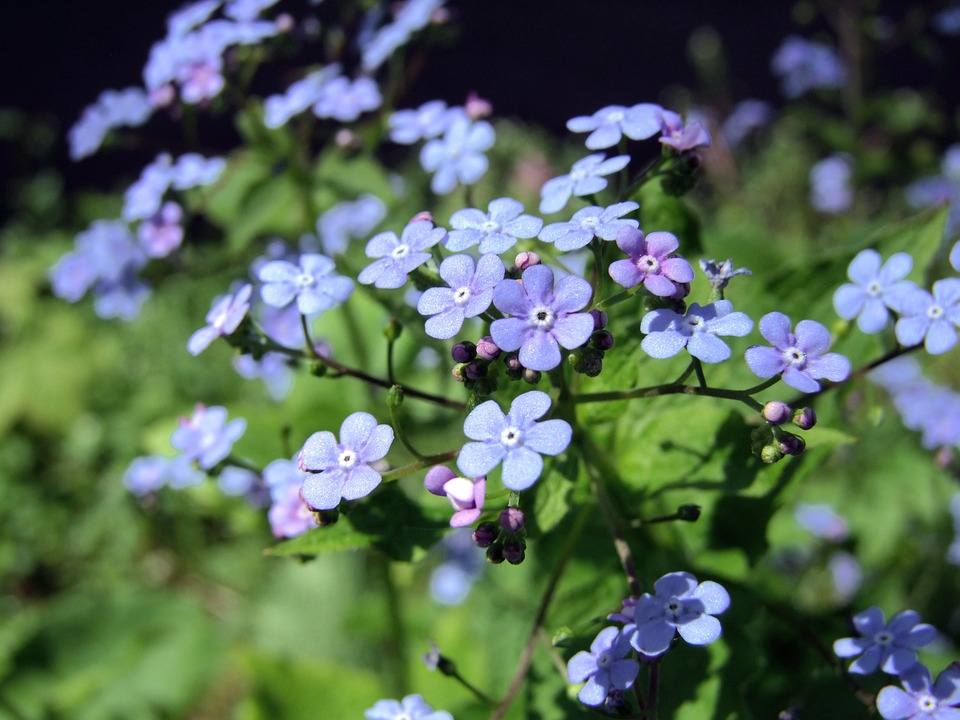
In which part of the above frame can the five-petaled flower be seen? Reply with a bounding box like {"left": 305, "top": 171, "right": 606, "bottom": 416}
{"left": 895, "top": 279, "right": 960, "bottom": 355}
{"left": 566, "top": 103, "right": 663, "bottom": 150}
{"left": 833, "top": 606, "right": 936, "bottom": 675}
{"left": 567, "top": 626, "right": 640, "bottom": 706}
{"left": 364, "top": 694, "right": 453, "bottom": 720}
{"left": 641, "top": 300, "right": 753, "bottom": 363}
{"left": 171, "top": 404, "right": 247, "bottom": 469}
{"left": 539, "top": 153, "right": 630, "bottom": 214}
{"left": 299, "top": 412, "right": 395, "bottom": 510}
{"left": 419, "top": 114, "right": 495, "bottom": 195}
{"left": 188, "top": 283, "right": 252, "bottom": 355}
{"left": 417, "top": 253, "right": 505, "bottom": 340}
{"left": 490, "top": 264, "right": 594, "bottom": 371}
{"left": 446, "top": 197, "right": 543, "bottom": 254}
{"left": 745, "top": 312, "right": 850, "bottom": 392}
{"left": 457, "top": 390, "right": 572, "bottom": 491}
{"left": 833, "top": 249, "right": 915, "bottom": 333}
{"left": 258, "top": 253, "right": 355, "bottom": 316}
{"left": 608, "top": 228, "right": 695, "bottom": 296}
{"left": 876, "top": 664, "right": 960, "bottom": 720}
{"left": 625, "top": 571, "right": 730, "bottom": 656}
{"left": 358, "top": 220, "right": 448, "bottom": 289}
{"left": 539, "top": 202, "right": 639, "bottom": 252}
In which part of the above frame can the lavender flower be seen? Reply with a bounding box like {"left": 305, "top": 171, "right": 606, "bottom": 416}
{"left": 951, "top": 240, "right": 960, "bottom": 272}
{"left": 424, "top": 466, "right": 486, "bottom": 527}
{"left": 834, "top": 607, "right": 937, "bottom": 675}
{"left": 218, "top": 465, "right": 258, "bottom": 497}
{"left": 771, "top": 35, "right": 846, "bottom": 98}
{"left": 358, "top": 221, "right": 447, "bottom": 289}
{"left": 829, "top": 551, "right": 863, "bottom": 601}
{"left": 68, "top": 87, "right": 153, "bottom": 161}
{"left": 658, "top": 110, "right": 712, "bottom": 152}
{"left": 626, "top": 571, "right": 730, "bottom": 656}
{"left": 258, "top": 253, "right": 354, "bottom": 315}
{"left": 388, "top": 100, "right": 456, "bottom": 144}
{"left": 299, "top": 412, "right": 395, "bottom": 510}
{"left": 641, "top": 301, "right": 753, "bottom": 363}
{"left": 877, "top": 664, "right": 960, "bottom": 720}
{"left": 456, "top": 390, "right": 572, "bottom": 491}
{"left": 810, "top": 155, "right": 854, "bottom": 213}
{"left": 138, "top": 201, "right": 184, "bottom": 258}
{"left": 538, "top": 202, "right": 639, "bottom": 252}
{"left": 170, "top": 153, "right": 226, "bottom": 189}
{"left": 188, "top": 283, "right": 252, "bottom": 355}
{"left": 567, "top": 627, "right": 639, "bottom": 706}
{"left": 124, "top": 455, "right": 176, "bottom": 495}
{"left": 446, "top": 197, "right": 543, "bottom": 254}
{"left": 906, "top": 144, "right": 960, "bottom": 241}
{"left": 364, "top": 694, "right": 452, "bottom": 720}
{"left": 745, "top": 313, "right": 850, "bottom": 392}
{"left": 317, "top": 194, "right": 387, "bottom": 256}
{"left": 833, "top": 249, "right": 915, "bottom": 333}
{"left": 233, "top": 352, "right": 294, "bottom": 401}
{"left": 417, "top": 254, "right": 504, "bottom": 339}
{"left": 895, "top": 279, "right": 960, "bottom": 354}
{"left": 263, "top": 65, "right": 339, "bottom": 129}
{"left": 312, "top": 75, "right": 381, "bottom": 122}
{"left": 430, "top": 530, "right": 485, "bottom": 605}
{"left": 420, "top": 115, "right": 495, "bottom": 194}
{"left": 171, "top": 404, "right": 247, "bottom": 469}
{"left": 608, "top": 228, "right": 695, "bottom": 296}
{"left": 566, "top": 103, "right": 663, "bottom": 150}
{"left": 539, "top": 153, "right": 630, "bottom": 215}
{"left": 490, "top": 264, "right": 594, "bottom": 371}
{"left": 263, "top": 456, "right": 315, "bottom": 538}
{"left": 795, "top": 503, "right": 848, "bottom": 542}
{"left": 50, "top": 220, "right": 146, "bottom": 303}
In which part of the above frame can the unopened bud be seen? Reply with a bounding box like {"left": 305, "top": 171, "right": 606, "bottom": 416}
{"left": 590, "top": 308, "right": 608, "bottom": 330}
{"left": 503, "top": 541, "right": 525, "bottom": 565}
{"left": 522, "top": 368, "right": 541, "bottom": 384}
{"left": 465, "top": 91, "right": 492, "bottom": 120}
{"left": 387, "top": 385, "right": 404, "bottom": 408}
{"left": 472, "top": 521, "right": 498, "bottom": 547}
{"left": 499, "top": 507, "right": 525, "bottom": 532}
{"left": 515, "top": 251, "right": 540, "bottom": 271}
{"left": 464, "top": 360, "right": 486, "bottom": 381}
{"left": 760, "top": 443, "right": 784, "bottom": 464}
{"left": 476, "top": 335, "right": 501, "bottom": 361}
{"left": 778, "top": 433, "right": 806, "bottom": 456}
{"left": 383, "top": 317, "right": 403, "bottom": 341}
{"left": 762, "top": 401, "right": 792, "bottom": 425}
{"left": 409, "top": 211, "right": 434, "bottom": 225}
{"left": 503, "top": 351, "right": 522, "bottom": 371}
{"left": 451, "top": 362, "right": 468, "bottom": 382}
{"left": 593, "top": 330, "right": 615, "bottom": 351}
{"left": 486, "top": 543, "right": 505, "bottom": 564}
{"left": 275, "top": 13, "right": 295, "bottom": 32}
{"left": 792, "top": 407, "right": 817, "bottom": 430}
{"left": 335, "top": 128, "right": 360, "bottom": 149}
{"left": 451, "top": 341, "right": 476, "bottom": 363}
{"left": 310, "top": 360, "right": 328, "bottom": 377}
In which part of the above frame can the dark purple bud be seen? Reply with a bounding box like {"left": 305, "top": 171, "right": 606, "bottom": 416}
{"left": 762, "top": 401, "right": 792, "bottom": 425}
{"left": 503, "top": 538, "right": 525, "bottom": 565}
{"left": 451, "top": 341, "right": 476, "bottom": 363}
{"left": 593, "top": 330, "right": 615, "bottom": 351}
{"left": 499, "top": 507, "right": 525, "bottom": 532}
{"left": 792, "top": 407, "right": 817, "bottom": 430}
{"left": 589, "top": 308, "right": 608, "bottom": 331}
{"left": 464, "top": 361, "right": 486, "bottom": 380}
{"left": 778, "top": 433, "right": 806, "bottom": 456}
{"left": 503, "top": 351, "right": 523, "bottom": 372}
{"left": 486, "top": 543, "right": 505, "bottom": 564}
{"left": 476, "top": 335, "right": 501, "bottom": 361}
{"left": 472, "top": 521, "right": 498, "bottom": 547}
{"left": 515, "top": 251, "right": 540, "bottom": 271}
{"left": 522, "top": 368, "right": 541, "bottom": 384}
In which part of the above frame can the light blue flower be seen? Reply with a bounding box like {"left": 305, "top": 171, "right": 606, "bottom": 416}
{"left": 566, "top": 103, "right": 662, "bottom": 149}
{"left": 539, "top": 201, "right": 638, "bottom": 251}
{"left": 895, "top": 279, "right": 960, "bottom": 354}
{"left": 358, "top": 220, "right": 447, "bottom": 289}
{"left": 446, "top": 197, "right": 542, "bottom": 253}
{"left": 258, "top": 253, "right": 354, "bottom": 315}
{"left": 364, "top": 693, "right": 452, "bottom": 720}
{"left": 810, "top": 154, "right": 854, "bottom": 213}
{"left": 171, "top": 404, "right": 247, "bottom": 470}
{"left": 567, "top": 627, "right": 639, "bottom": 706}
{"left": 833, "top": 249, "right": 915, "bottom": 333}
{"left": 539, "top": 153, "right": 630, "bottom": 215}
{"left": 834, "top": 607, "right": 936, "bottom": 675}
{"left": 420, "top": 115, "right": 495, "bottom": 194}
{"left": 317, "top": 194, "right": 387, "bottom": 255}
{"left": 417, "top": 253, "right": 504, "bottom": 339}
{"left": 641, "top": 300, "right": 752, "bottom": 363}
{"left": 771, "top": 35, "right": 846, "bottom": 98}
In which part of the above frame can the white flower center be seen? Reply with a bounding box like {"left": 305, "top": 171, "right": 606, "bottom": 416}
{"left": 783, "top": 347, "right": 807, "bottom": 368}
{"left": 294, "top": 272, "right": 315, "bottom": 289}
{"left": 865, "top": 280, "right": 883, "bottom": 297}
{"left": 608, "top": 110, "right": 624, "bottom": 123}
{"left": 500, "top": 426, "right": 523, "bottom": 448}
{"left": 453, "top": 286, "right": 472, "bottom": 306}
{"left": 391, "top": 244, "right": 410, "bottom": 260}
{"left": 531, "top": 306, "right": 555, "bottom": 330}
{"left": 927, "top": 303, "right": 944, "bottom": 320}
{"left": 481, "top": 219, "right": 500, "bottom": 234}
{"left": 580, "top": 216, "right": 599, "bottom": 230}
{"left": 917, "top": 695, "right": 938, "bottom": 713}
{"left": 338, "top": 449, "right": 358, "bottom": 469}
{"left": 570, "top": 169, "right": 586, "bottom": 181}
{"left": 682, "top": 315, "right": 705, "bottom": 334}
{"left": 637, "top": 254, "right": 661, "bottom": 274}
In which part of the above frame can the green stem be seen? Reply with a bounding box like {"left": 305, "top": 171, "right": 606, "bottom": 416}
{"left": 573, "top": 381, "right": 764, "bottom": 412}
{"left": 379, "top": 451, "right": 459, "bottom": 483}
{"left": 387, "top": 335, "right": 397, "bottom": 385}
{"left": 692, "top": 358, "right": 707, "bottom": 389}
{"left": 388, "top": 391, "right": 427, "bottom": 461}
{"left": 373, "top": 554, "right": 407, "bottom": 696}
{"left": 645, "top": 661, "right": 661, "bottom": 720}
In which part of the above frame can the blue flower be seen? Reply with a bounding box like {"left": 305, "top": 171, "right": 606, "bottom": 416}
{"left": 188, "top": 283, "right": 253, "bottom": 355}
{"left": 171, "top": 404, "right": 247, "bottom": 470}
{"left": 771, "top": 35, "right": 846, "bottom": 98}
{"left": 138, "top": 201, "right": 184, "bottom": 258}
{"left": 566, "top": 103, "right": 663, "bottom": 149}
{"left": 810, "top": 154, "right": 854, "bottom": 213}
{"left": 420, "top": 115, "right": 495, "bottom": 194}
{"left": 641, "top": 300, "right": 753, "bottom": 363}
{"left": 720, "top": 99, "right": 773, "bottom": 149}
{"left": 539, "top": 153, "right": 630, "bottom": 215}
{"left": 364, "top": 694, "right": 452, "bottom": 720}
{"left": 625, "top": 571, "right": 730, "bottom": 656}
{"left": 567, "top": 627, "right": 639, "bottom": 706}
{"left": 299, "top": 412, "right": 395, "bottom": 510}
{"left": 538, "top": 201, "right": 639, "bottom": 251}
{"left": 68, "top": 87, "right": 153, "bottom": 161}
{"left": 123, "top": 154, "right": 174, "bottom": 221}
{"left": 358, "top": 220, "right": 447, "bottom": 289}
{"left": 834, "top": 606, "right": 937, "bottom": 675}
{"left": 833, "top": 249, "right": 915, "bottom": 333}
{"left": 417, "top": 253, "right": 504, "bottom": 339}
{"left": 877, "top": 664, "right": 960, "bottom": 720}
{"left": 906, "top": 144, "right": 960, "bottom": 241}
{"left": 263, "top": 456, "right": 314, "bottom": 538}
{"left": 258, "top": 253, "right": 354, "bottom": 315}
{"left": 263, "top": 65, "right": 340, "bottom": 129}
{"left": 490, "top": 264, "right": 594, "bottom": 371}
{"left": 895, "top": 279, "right": 960, "bottom": 354}
{"left": 233, "top": 352, "right": 294, "bottom": 401}
{"left": 388, "top": 100, "right": 456, "bottom": 145}
{"left": 312, "top": 75, "right": 381, "bottom": 122}
{"left": 170, "top": 153, "right": 226, "bottom": 190}
{"left": 446, "top": 197, "right": 543, "bottom": 254}
{"left": 795, "top": 503, "right": 848, "bottom": 542}
{"left": 745, "top": 313, "right": 850, "bottom": 392}
{"left": 457, "top": 390, "right": 572, "bottom": 491}
{"left": 317, "top": 194, "right": 386, "bottom": 255}
{"left": 429, "top": 529, "right": 484, "bottom": 605}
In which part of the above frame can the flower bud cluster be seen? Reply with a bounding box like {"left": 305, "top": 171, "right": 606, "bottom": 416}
{"left": 471, "top": 507, "right": 527, "bottom": 565}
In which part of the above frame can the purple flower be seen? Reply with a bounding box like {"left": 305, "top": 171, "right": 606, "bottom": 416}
{"left": 138, "top": 201, "right": 184, "bottom": 258}
{"left": 258, "top": 253, "right": 354, "bottom": 315}
{"left": 358, "top": 220, "right": 447, "bottom": 289}
{"left": 417, "top": 254, "right": 504, "bottom": 339}
{"left": 317, "top": 194, "right": 386, "bottom": 255}
{"left": 906, "top": 144, "right": 960, "bottom": 240}
{"left": 834, "top": 607, "right": 937, "bottom": 675}
{"left": 299, "top": 412, "right": 395, "bottom": 510}
{"left": 877, "top": 664, "right": 960, "bottom": 720}
{"left": 420, "top": 115, "right": 495, "bottom": 194}
{"left": 567, "top": 627, "right": 639, "bottom": 706}
{"left": 539, "top": 153, "right": 630, "bottom": 215}
{"left": 658, "top": 110, "right": 712, "bottom": 152}
{"left": 566, "top": 103, "right": 663, "bottom": 150}
{"left": 795, "top": 503, "right": 849, "bottom": 542}
{"left": 700, "top": 258, "right": 752, "bottom": 291}
{"left": 745, "top": 313, "right": 851, "bottom": 392}
{"left": 424, "top": 466, "right": 486, "bottom": 527}
{"left": 834, "top": 249, "right": 915, "bottom": 333}
{"left": 626, "top": 571, "right": 730, "bottom": 656}
{"left": 388, "top": 100, "right": 456, "bottom": 144}
{"left": 608, "top": 228, "right": 695, "bottom": 295}
{"left": 641, "top": 301, "right": 753, "bottom": 363}
{"left": 312, "top": 75, "right": 381, "bottom": 122}
{"left": 50, "top": 220, "right": 146, "bottom": 303}
{"left": 771, "top": 35, "right": 846, "bottom": 98}
{"left": 263, "top": 456, "right": 315, "bottom": 538}
{"left": 188, "top": 283, "right": 252, "bottom": 355}
{"left": 810, "top": 154, "right": 854, "bottom": 213}
{"left": 895, "top": 279, "right": 960, "bottom": 355}
{"left": 364, "top": 694, "right": 452, "bottom": 720}
{"left": 829, "top": 551, "right": 863, "bottom": 601}
{"left": 538, "top": 202, "right": 639, "bottom": 252}
{"left": 171, "top": 404, "right": 247, "bottom": 470}
{"left": 446, "top": 197, "right": 543, "bottom": 254}
{"left": 490, "top": 264, "right": 594, "bottom": 371}
{"left": 457, "top": 390, "right": 572, "bottom": 491}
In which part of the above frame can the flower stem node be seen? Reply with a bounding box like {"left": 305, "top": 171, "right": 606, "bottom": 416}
{"left": 793, "top": 407, "right": 817, "bottom": 430}
{"left": 310, "top": 360, "right": 328, "bottom": 377}
{"left": 762, "top": 401, "right": 793, "bottom": 425}
{"left": 382, "top": 317, "right": 403, "bottom": 342}
{"left": 472, "top": 521, "right": 498, "bottom": 547}
{"left": 386, "top": 385, "right": 404, "bottom": 408}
